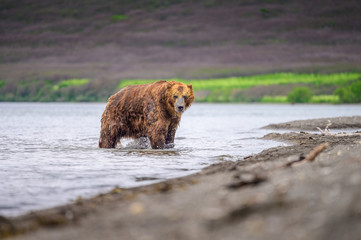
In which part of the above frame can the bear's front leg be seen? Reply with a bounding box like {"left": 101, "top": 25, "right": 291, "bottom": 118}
{"left": 165, "top": 128, "right": 176, "bottom": 149}
{"left": 148, "top": 122, "right": 168, "bottom": 149}
{"left": 165, "top": 118, "right": 180, "bottom": 148}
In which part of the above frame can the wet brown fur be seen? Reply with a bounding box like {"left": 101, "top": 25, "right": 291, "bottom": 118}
{"left": 99, "top": 81, "right": 194, "bottom": 149}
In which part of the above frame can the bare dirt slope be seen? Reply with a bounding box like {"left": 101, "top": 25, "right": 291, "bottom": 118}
{"left": 1, "top": 0, "right": 361, "bottom": 84}
{"left": 1, "top": 117, "right": 361, "bottom": 240}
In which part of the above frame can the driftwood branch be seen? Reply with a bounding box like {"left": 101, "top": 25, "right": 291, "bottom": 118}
{"left": 316, "top": 120, "right": 332, "bottom": 135}
{"left": 315, "top": 120, "right": 361, "bottom": 137}
{"left": 304, "top": 142, "right": 329, "bottom": 162}
{"left": 285, "top": 142, "right": 329, "bottom": 167}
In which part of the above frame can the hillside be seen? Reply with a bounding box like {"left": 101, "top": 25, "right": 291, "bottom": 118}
{"left": 0, "top": 0, "right": 361, "bottom": 101}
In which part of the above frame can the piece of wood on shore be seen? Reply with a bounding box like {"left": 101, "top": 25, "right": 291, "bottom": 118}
{"left": 285, "top": 142, "right": 329, "bottom": 167}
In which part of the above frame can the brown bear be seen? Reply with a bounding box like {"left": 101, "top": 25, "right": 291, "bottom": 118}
{"left": 99, "top": 80, "right": 194, "bottom": 149}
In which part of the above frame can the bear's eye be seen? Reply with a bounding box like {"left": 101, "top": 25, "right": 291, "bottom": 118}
{"left": 173, "top": 95, "right": 178, "bottom": 99}
{"left": 183, "top": 95, "right": 188, "bottom": 100}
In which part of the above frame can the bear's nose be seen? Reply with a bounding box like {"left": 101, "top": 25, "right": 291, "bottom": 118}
{"left": 178, "top": 106, "right": 184, "bottom": 112}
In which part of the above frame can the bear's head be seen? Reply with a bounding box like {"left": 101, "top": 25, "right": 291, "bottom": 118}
{"left": 165, "top": 81, "right": 194, "bottom": 116}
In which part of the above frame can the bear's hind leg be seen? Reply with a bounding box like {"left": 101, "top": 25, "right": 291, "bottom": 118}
{"left": 149, "top": 134, "right": 166, "bottom": 149}
{"left": 148, "top": 123, "right": 167, "bottom": 149}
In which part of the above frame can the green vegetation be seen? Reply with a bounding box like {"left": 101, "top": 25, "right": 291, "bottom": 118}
{"left": 111, "top": 14, "right": 128, "bottom": 21}
{"left": 287, "top": 87, "right": 313, "bottom": 103}
{"left": 119, "top": 73, "right": 361, "bottom": 103}
{"left": 310, "top": 95, "right": 340, "bottom": 104}
{"left": 1, "top": 73, "right": 360, "bottom": 103}
{"left": 52, "top": 78, "right": 89, "bottom": 91}
{"left": 199, "top": 89, "right": 233, "bottom": 103}
{"left": 334, "top": 81, "right": 361, "bottom": 103}
{"left": 261, "top": 96, "right": 287, "bottom": 103}
{"left": 0, "top": 78, "right": 94, "bottom": 102}
{"left": 119, "top": 73, "right": 361, "bottom": 91}
{"left": 0, "top": 80, "right": 5, "bottom": 89}
{"left": 260, "top": 8, "right": 270, "bottom": 18}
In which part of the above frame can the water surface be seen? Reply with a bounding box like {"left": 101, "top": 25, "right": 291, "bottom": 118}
{"left": 0, "top": 103, "right": 360, "bottom": 216}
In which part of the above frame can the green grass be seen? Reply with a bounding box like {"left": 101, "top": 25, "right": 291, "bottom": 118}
{"left": 261, "top": 95, "right": 288, "bottom": 103}
{"left": 119, "top": 73, "right": 361, "bottom": 91}
{"left": 111, "top": 14, "right": 128, "bottom": 21}
{"left": 0, "top": 80, "right": 5, "bottom": 89}
{"left": 310, "top": 95, "right": 340, "bottom": 104}
{"left": 118, "top": 73, "right": 361, "bottom": 103}
{"left": 52, "top": 78, "right": 89, "bottom": 91}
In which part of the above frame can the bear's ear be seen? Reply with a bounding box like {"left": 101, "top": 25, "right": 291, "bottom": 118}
{"left": 187, "top": 84, "right": 193, "bottom": 91}
{"left": 166, "top": 81, "right": 172, "bottom": 89}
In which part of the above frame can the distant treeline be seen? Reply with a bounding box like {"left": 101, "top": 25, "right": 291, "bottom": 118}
{"left": 1, "top": 73, "right": 360, "bottom": 103}
{"left": 0, "top": 78, "right": 112, "bottom": 102}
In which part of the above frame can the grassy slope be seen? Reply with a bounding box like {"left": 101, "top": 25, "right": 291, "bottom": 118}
{"left": 119, "top": 73, "right": 361, "bottom": 103}
{"left": 0, "top": 0, "right": 361, "bottom": 102}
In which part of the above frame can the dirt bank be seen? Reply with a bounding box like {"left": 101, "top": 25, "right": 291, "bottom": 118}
{"left": 263, "top": 116, "right": 361, "bottom": 131}
{"left": 1, "top": 117, "right": 361, "bottom": 240}
{"left": 1, "top": 0, "right": 361, "bottom": 102}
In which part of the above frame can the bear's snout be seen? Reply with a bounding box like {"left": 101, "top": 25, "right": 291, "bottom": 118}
{"left": 175, "top": 97, "right": 185, "bottom": 113}
{"left": 177, "top": 106, "right": 184, "bottom": 112}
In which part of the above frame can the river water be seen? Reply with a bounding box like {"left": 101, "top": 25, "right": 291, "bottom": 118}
{"left": 0, "top": 103, "right": 360, "bottom": 216}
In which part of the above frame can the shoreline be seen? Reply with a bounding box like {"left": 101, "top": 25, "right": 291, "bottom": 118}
{"left": 1, "top": 116, "right": 361, "bottom": 240}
